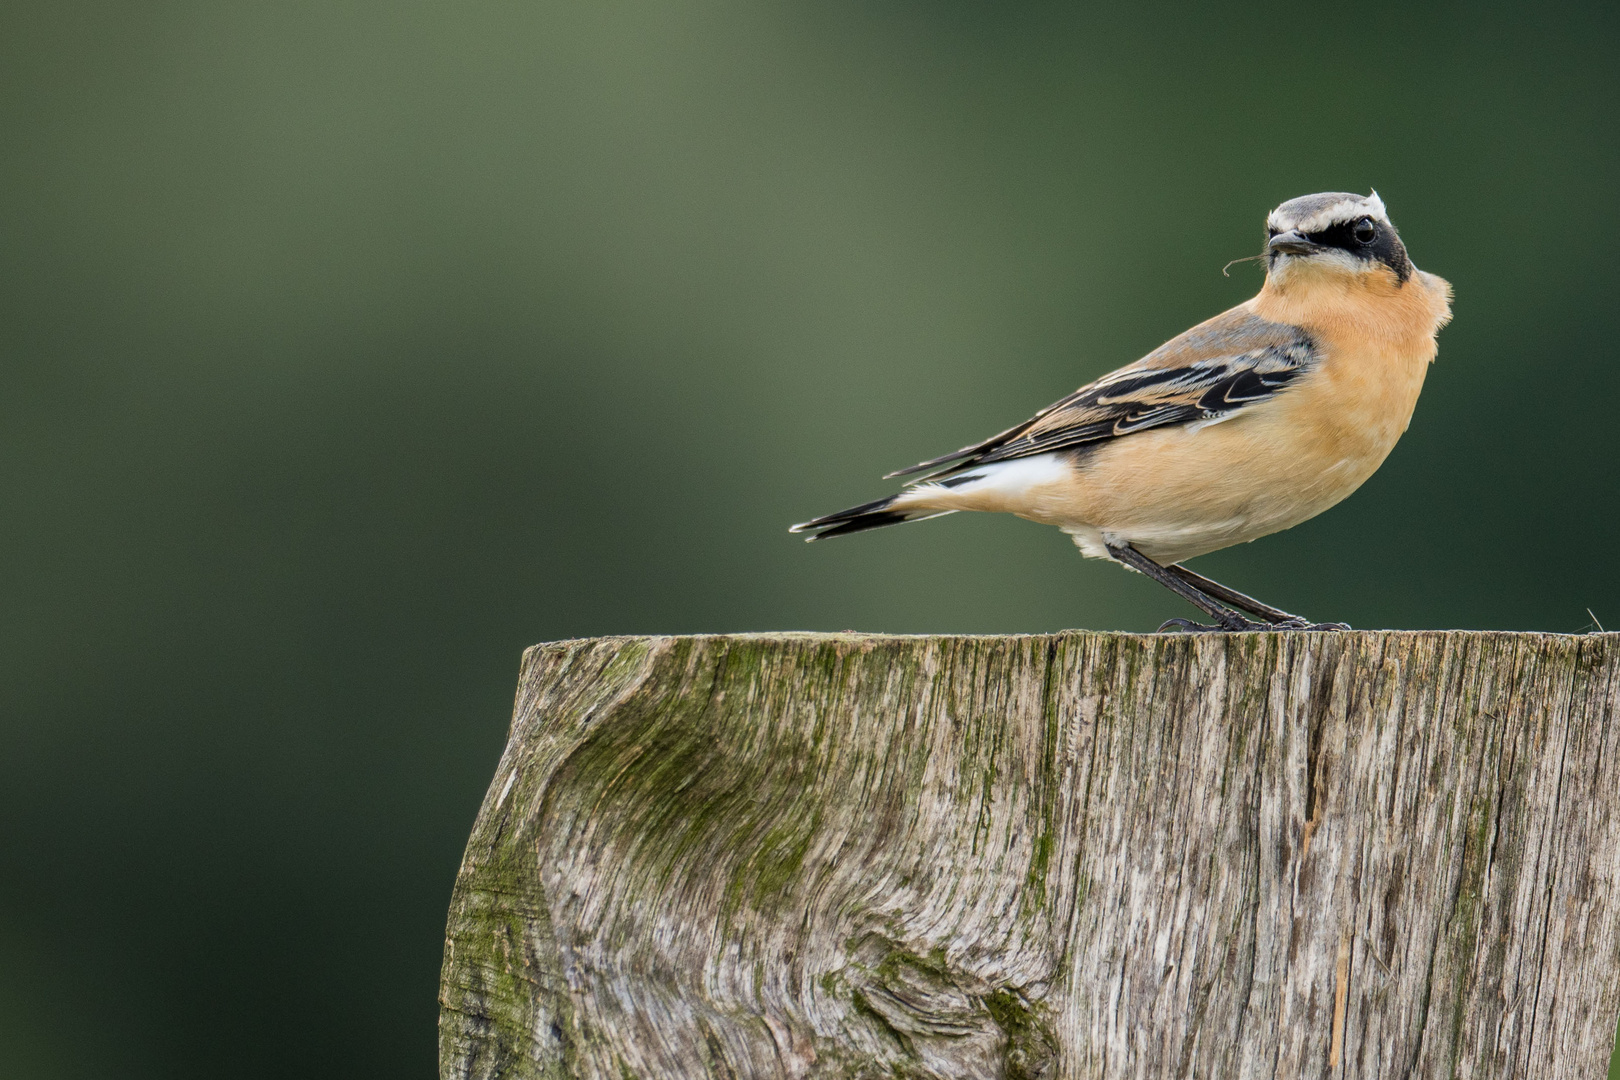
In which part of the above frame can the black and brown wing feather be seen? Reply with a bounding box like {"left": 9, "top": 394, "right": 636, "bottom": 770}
{"left": 793, "top": 308, "right": 1318, "bottom": 540}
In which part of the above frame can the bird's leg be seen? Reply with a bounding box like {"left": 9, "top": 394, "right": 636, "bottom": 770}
{"left": 1105, "top": 542, "right": 1265, "bottom": 632}
{"left": 1164, "top": 565, "right": 1301, "bottom": 623}
{"left": 1166, "top": 562, "right": 1350, "bottom": 632}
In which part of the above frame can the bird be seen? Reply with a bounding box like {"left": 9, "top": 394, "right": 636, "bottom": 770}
{"left": 790, "top": 191, "right": 1453, "bottom": 631}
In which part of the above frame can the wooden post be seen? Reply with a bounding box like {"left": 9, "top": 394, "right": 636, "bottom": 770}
{"left": 439, "top": 631, "right": 1620, "bottom": 1079}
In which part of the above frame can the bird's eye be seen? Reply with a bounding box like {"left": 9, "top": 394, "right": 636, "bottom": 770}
{"left": 1353, "top": 218, "right": 1377, "bottom": 245}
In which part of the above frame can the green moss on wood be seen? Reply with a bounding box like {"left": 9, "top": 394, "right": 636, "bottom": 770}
{"left": 983, "top": 989, "right": 1057, "bottom": 1080}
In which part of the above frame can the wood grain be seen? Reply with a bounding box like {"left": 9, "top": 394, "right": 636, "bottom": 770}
{"left": 439, "top": 631, "right": 1620, "bottom": 1079}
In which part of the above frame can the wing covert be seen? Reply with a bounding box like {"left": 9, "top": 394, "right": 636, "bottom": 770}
{"left": 889, "top": 309, "right": 1318, "bottom": 480}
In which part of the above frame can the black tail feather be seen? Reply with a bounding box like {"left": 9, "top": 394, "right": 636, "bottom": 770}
{"left": 801, "top": 510, "right": 913, "bottom": 540}
{"left": 790, "top": 495, "right": 950, "bottom": 541}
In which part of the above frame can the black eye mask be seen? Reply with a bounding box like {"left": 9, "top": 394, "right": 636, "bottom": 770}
{"left": 1304, "top": 218, "right": 1413, "bottom": 283}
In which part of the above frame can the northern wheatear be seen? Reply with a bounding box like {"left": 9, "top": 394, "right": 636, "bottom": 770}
{"left": 792, "top": 191, "right": 1452, "bottom": 631}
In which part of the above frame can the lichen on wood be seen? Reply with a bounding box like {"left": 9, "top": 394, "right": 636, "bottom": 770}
{"left": 439, "top": 630, "right": 1620, "bottom": 1078}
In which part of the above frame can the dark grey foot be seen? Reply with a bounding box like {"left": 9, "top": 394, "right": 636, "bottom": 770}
{"left": 1157, "top": 618, "right": 1219, "bottom": 633}
{"left": 1157, "top": 616, "right": 1271, "bottom": 633}
{"left": 1158, "top": 616, "right": 1352, "bottom": 634}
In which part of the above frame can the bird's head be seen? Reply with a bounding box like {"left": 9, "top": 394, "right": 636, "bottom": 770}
{"left": 1262, "top": 191, "right": 1413, "bottom": 286}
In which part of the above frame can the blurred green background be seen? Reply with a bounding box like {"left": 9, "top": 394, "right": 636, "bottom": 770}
{"left": 2, "top": 1, "right": 1617, "bottom": 1075}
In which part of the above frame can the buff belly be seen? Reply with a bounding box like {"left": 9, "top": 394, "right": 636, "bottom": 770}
{"left": 1050, "top": 353, "right": 1426, "bottom": 564}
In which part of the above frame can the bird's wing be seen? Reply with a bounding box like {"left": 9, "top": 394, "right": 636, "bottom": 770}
{"left": 887, "top": 307, "right": 1319, "bottom": 480}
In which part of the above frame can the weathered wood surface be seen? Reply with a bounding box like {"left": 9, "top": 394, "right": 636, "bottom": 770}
{"left": 439, "top": 631, "right": 1620, "bottom": 1079}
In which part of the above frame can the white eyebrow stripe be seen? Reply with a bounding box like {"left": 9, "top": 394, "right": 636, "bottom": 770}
{"left": 1267, "top": 191, "right": 1388, "bottom": 234}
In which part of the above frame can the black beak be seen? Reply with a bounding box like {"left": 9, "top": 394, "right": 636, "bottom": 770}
{"left": 1266, "top": 230, "right": 1317, "bottom": 256}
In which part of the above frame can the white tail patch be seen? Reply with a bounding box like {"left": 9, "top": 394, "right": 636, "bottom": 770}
{"left": 896, "top": 452, "right": 1070, "bottom": 508}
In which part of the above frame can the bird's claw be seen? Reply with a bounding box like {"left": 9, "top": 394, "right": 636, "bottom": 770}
{"left": 1157, "top": 617, "right": 1218, "bottom": 633}
{"left": 1156, "top": 616, "right": 1268, "bottom": 633}
{"left": 1158, "top": 616, "right": 1351, "bottom": 634}
{"left": 1273, "top": 618, "right": 1351, "bottom": 631}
